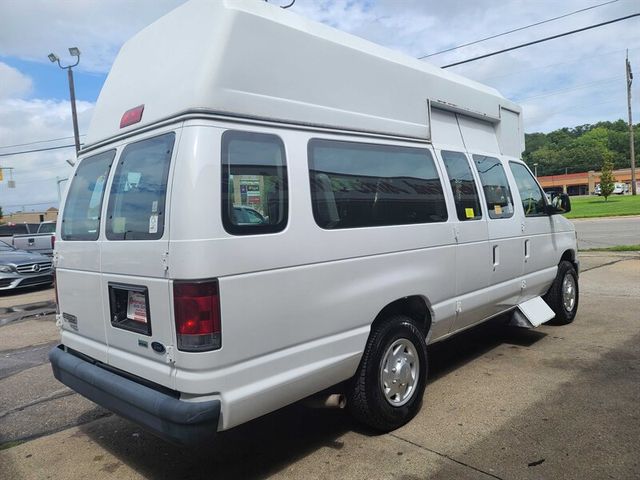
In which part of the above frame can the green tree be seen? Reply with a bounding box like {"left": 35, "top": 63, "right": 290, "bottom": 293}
{"left": 599, "top": 154, "right": 616, "bottom": 201}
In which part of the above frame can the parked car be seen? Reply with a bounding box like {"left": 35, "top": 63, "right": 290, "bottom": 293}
{"left": 0, "top": 240, "right": 54, "bottom": 291}
{"left": 12, "top": 221, "right": 56, "bottom": 256}
{"left": 0, "top": 223, "right": 39, "bottom": 237}
{"left": 594, "top": 183, "right": 626, "bottom": 195}
{"left": 50, "top": 0, "right": 579, "bottom": 447}
{"left": 232, "top": 206, "right": 266, "bottom": 225}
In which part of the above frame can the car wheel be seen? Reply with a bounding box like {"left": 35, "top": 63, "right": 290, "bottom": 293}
{"left": 348, "top": 315, "right": 428, "bottom": 431}
{"left": 544, "top": 260, "right": 579, "bottom": 325}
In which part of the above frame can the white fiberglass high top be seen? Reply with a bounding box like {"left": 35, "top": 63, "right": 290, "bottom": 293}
{"left": 86, "top": 0, "right": 523, "bottom": 156}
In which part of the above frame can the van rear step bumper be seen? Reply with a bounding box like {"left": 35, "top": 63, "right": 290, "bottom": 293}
{"left": 49, "top": 345, "right": 220, "bottom": 446}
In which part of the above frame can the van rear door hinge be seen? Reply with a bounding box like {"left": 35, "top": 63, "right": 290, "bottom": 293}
{"left": 165, "top": 346, "right": 175, "bottom": 364}
{"left": 161, "top": 251, "right": 169, "bottom": 272}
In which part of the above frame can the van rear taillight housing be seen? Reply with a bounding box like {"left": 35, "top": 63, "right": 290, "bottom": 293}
{"left": 173, "top": 280, "right": 221, "bottom": 352}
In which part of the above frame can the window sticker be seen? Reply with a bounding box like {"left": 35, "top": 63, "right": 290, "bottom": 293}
{"left": 494, "top": 205, "right": 503, "bottom": 215}
{"left": 465, "top": 208, "right": 475, "bottom": 219}
{"left": 112, "top": 217, "right": 126, "bottom": 233}
{"left": 151, "top": 200, "right": 158, "bottom": 213}
{"left": 149, "top": 214, "right": 158, "bottom": 234}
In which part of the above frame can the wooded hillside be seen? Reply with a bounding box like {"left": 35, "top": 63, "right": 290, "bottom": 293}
{"left": 523, "top": 119, "right": 639, "bottom": 175}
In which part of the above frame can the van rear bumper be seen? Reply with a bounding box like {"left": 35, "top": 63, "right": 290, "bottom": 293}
{"left": 49, "top": 345, "right": 220, "bottom": 446}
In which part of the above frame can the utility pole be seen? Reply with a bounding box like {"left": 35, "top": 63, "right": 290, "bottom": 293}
{"left": 627, "top": 50, "right": 636, "bottom": 195}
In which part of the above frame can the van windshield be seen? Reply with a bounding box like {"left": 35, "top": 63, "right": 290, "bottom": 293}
{"left": 106, "top": 133, "right": 175, "bottom": 240}
{"left": 61, "top": 150, "right": 115, "bottom": 241}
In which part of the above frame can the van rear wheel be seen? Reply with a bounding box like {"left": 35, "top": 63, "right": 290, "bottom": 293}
{"left": 544, "top": 260, "right": 579, "bottom": 325}
{"left": 348, "top": 315, "right": 427, "bottom": 432}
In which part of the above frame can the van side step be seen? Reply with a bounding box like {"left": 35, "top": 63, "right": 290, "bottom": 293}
{"left": 509, "top": 296, "right": 555, "bottom": 328}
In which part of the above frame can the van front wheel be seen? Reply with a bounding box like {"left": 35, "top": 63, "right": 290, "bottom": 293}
{"left": 348, "top": 315, "right": 428, "bottom": 432}
{"left": 544, "top": 260, "right": 579, "bottom": 325}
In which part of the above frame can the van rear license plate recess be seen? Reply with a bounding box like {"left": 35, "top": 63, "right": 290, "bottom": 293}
{"left": 108, "top": 283, "right": 152, "bottom": 336}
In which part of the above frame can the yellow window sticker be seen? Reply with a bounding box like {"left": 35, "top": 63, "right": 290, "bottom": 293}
{"left": 494, "top": 205, "right": 503, "bottom": 215}
{"left": 465, "top": 208, "right": 475, "bottom": 218}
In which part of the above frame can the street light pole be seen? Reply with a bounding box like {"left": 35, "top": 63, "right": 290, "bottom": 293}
{"left": 48, "top": 48, "right": 81, "bottom": 155}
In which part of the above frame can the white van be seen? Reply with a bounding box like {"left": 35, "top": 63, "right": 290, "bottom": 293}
{"left": 50, "top": 0, "right": 579, "bottom": 445}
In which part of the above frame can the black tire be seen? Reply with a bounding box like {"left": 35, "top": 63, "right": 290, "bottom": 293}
{"left": 348, "top": 315, "right": 428, "bottom": 432}
{"left": 544, "top": 260, "right": 579, "bottom": 325}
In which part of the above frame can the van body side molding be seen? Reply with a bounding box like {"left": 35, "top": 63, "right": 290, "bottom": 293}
{"left": 49, "top": 345, "right": 220, "bottom": 445}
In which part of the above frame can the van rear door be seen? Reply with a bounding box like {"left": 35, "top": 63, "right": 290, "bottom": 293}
{"left": 99, "top": 131, "right": 178, "bottom": 388}
{"left": 57, "top": 149, "right": 116, "bottom": 363}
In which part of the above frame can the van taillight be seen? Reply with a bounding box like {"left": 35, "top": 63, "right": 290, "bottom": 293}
{"left": 173, "top": 280, "right": 221, "bottom": 352}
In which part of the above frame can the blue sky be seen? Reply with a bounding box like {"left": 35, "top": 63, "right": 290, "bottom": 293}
{"left": 0, "top": 0, "right": 638, "bottom": 214}
{"left": 0, "top": 56, "right": 106, "bottom": 102}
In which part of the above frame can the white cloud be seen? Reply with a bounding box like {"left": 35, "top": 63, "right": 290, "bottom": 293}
{"left": 0, "top": 0, "right": 184, "bottom": 73}
{"left": 0, "top": 98, "right": 94, "bottom": 213}
{"left": 0, "top": 62, "right": 33, "bottom": 100}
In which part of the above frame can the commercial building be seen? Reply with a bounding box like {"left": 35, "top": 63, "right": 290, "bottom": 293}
{"left": 537, "top": 168, "right": 637, "bottom": 196}
{"left": 1, "top": 207, "right": 58, "bottom": 225}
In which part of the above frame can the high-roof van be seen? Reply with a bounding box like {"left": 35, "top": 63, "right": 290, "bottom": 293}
{"left": 50, "top": 0, "right": 579, "bottom": 445}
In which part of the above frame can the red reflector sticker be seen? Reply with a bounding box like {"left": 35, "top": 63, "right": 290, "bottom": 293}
{"left": 120, "top": 104, "right": 145, "bottom": 128}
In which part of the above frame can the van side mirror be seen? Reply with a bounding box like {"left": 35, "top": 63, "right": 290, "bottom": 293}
{"left": 547, "top": 193, "right": 571, "bottom": 214}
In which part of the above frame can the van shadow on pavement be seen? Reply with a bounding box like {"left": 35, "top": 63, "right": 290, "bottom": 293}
{"left": 426, "top": 331, "right": 640, "bottom": 480}
{"left": 77, "top": 318, "right": 546, "bottom": 479}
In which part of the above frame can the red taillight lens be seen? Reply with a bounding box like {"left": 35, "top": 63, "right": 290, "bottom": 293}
{"left": 120, "top": 104, "right": 145, "bottom": 128}
{"left": 173, "top": 280, "right": 221, "bottom": 352}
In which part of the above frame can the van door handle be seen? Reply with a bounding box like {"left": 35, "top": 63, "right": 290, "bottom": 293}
{"left": 524, "top": 239, "right": 531, "bottom": 261}
{"left": 492, "top": 245, "right": 499, "bottom": 269}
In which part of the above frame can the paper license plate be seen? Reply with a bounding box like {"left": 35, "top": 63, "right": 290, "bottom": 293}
{"left": 127, "top": 291, "right": 148, "bottom": 323}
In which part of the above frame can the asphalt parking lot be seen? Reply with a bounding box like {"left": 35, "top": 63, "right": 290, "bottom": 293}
{"left": 0, "top": 251, "right": 638, "bottom": 480}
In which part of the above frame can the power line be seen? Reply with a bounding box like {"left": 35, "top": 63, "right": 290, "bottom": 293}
{"left": 0, "top": 144, "right": 78, "bottom": 158}
{"left": 0, "top": 134, "right": 86, "bottom": 150}
{"left": 442, "top": 13, "right": 640, "bottom": 69}
{"left": 515, "top": 76, "right": 623, "bottom": 102}
{"left": 0, "top": 201, "right": 58, "bottom": 209}
{"left": 481, "top": 46, "right": 640, "bottom": 82}
{"left": 419, "top": 0, "right": 619, "bottom": 59}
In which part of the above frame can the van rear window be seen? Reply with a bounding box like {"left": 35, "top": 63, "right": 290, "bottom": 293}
{"left": 106, "top": 133, "right": 175, "bottom": 240}
{"left": 308, "top": 139, "right": 447, "bottom": 229}
{"left": 61, "top": 150, "right": 115, "bottom": 241}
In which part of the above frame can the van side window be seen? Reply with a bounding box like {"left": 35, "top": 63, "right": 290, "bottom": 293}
{"left": 106, "top": 133, "right": 175, "bottom": 240}
{"left": 441, "top": 150, "right": 482, "bottom": 221}
{"left": 472, "top": 155, "right": 514, "bottom": 219}
{"left": 61, "top": 149, "right": 115, "bottom": 241}
{"left": 308, "top": 139, "right": 447, "bottom": 229}
{"left": 221, "top": 131, "right": 288, "bottom": 235}
{"left": 509, "top": 162, "right": 547, "bottom": 216}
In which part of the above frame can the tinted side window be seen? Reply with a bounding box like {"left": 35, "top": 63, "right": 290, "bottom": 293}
{"left": 62, "top": 150, "right": 115, "bottom": 240}
{"left": 441, "top": 150, "right": 482, "bottom": 221}
{"left": 308, "top": 139, "right": 447, "bottom": 229}
{"left": 106, "top": 133, "right": 175, "bottom": 240}
{"left": 38, "top": 223, "right": 56, "bottom": 234}
{"left": 221, "top": 131, "right": 288, "bottom": 235}
{"left": 509, "top": 162, "right": 547, "bottom": 216}
{"left": 472, "top": 155, "right": 514, "bottom": 219}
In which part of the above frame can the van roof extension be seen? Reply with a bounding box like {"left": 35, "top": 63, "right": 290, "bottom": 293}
{"left": 87, "top": 0, "right": 523, "bottom": 156}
